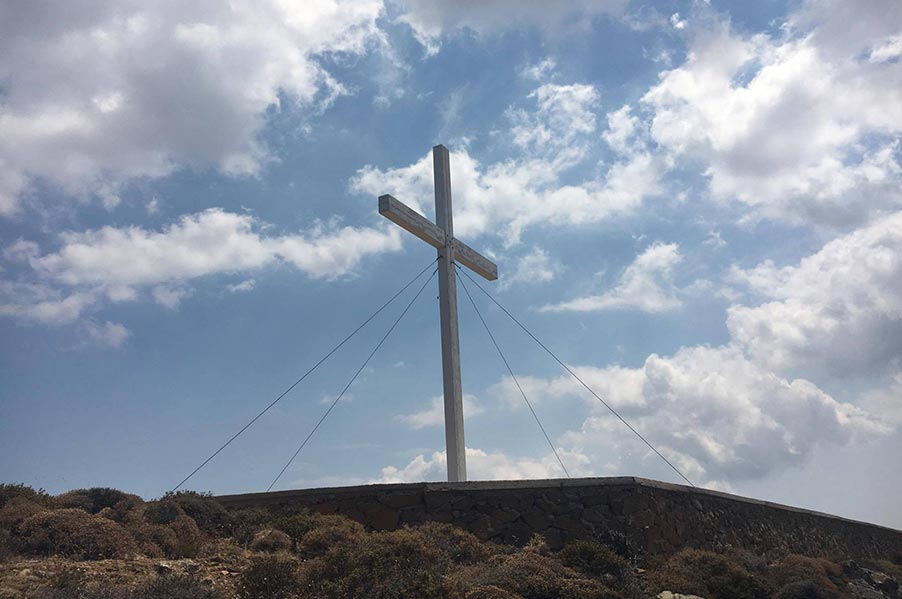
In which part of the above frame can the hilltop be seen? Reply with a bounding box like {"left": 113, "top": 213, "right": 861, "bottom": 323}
{"left": 1, "top": 483, "right": 901, "bottom": 599}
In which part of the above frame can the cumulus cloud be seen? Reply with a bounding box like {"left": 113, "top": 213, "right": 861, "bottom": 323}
{"left": 395, "top": 394, "right": 484, "bottom": 429}
{"left": 1, "top": 208, "right": 401, "bottom": 326}
{"left": 396, "top": 0, "right": 628, "bottom": 54}
{"left": 641, "top": 8, "right": 902, "bottom": 228}
{"left": 727, "top": 211, "right": 902, "bottom": 377}
{"left": 498, "top": 248, "right": 559, "bottom": 291}
{"left": 543, "top": 242, "right": 683, "bottom": 313}
{"left": 0, "top": 0, "right": 385, "bottom": 213}
{"left": 377, "top": 446, "right": 589, "bottom": 482}
{"left": 351, "top": 79, "right": 663, "bottom": 246}
{"left": 83, "top": 320, "right": 131, "bottom": 348}
{"left": 488, "top": 346, "right": 887, "bottom": 486}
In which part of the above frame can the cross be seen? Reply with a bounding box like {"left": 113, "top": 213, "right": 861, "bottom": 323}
{"left": 378, "top": 144, "right": 498, "bottom": 482}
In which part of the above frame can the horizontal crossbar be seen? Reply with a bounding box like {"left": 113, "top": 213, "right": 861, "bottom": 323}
{"left": 379, "top": 194, "right": 498, "bottom": 281}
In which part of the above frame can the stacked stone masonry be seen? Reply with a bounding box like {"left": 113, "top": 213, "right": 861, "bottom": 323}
{"left": 216, "top": 477, "right": 902, "bottom": 558}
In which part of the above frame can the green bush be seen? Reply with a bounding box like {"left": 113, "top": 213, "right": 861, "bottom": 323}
{"left": 0, "top": 484, "right": 51, "bottom": 509}
{"left": 648, "top": 549, "right": 772, "bottom": 599}
{"left": 413, "top": 521, "right": 496, "bottom": 564}
{"left": 299, "top": 528, "right": 453, "bottom": 599}
{"left": 54, "top": 488, "right": 139, "bottom": 515}
{"left": 296, "top": 514, "right": 365, "bottom": 559}
{"left": 16, "top": 508, "right": 137, "bottom": 560}
{"left": 249, "top": 528, "right": 291, "bottom": 553}
{"left": 235, "top": 556, "right": 300, "bottom": 599}
{"left": 450, "top": 549, "right": 617, "bottom": 599}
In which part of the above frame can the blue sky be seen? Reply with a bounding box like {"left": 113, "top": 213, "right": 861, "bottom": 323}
{"left": 2, "top": 0, "right": 901, "bottom": 528}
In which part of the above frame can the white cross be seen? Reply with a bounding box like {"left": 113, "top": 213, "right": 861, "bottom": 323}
{"left": 379, "top": 144, "right": 498, "bottom": 482}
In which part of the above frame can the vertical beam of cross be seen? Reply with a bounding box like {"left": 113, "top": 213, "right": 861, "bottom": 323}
{"left": 378, "top": 144, "right": 498, "bottom": 482}
{"left": 433, "top": 145, "right": 466, "bottom": 482}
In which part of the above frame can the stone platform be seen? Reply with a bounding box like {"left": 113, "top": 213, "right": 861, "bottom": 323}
{"left": 216, "top": 476, "right": 902, "bottom": 558}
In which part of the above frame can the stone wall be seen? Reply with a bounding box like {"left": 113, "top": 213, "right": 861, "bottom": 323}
{"left": 215, "top": 477, "right": 902, "bottom": 558}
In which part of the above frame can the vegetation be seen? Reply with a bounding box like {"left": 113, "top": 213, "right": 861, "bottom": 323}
{"left": 0, "top": 483, "right": 899, "bottom": 598}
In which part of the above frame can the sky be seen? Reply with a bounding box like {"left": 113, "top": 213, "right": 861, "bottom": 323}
{"left": 1, "top": 0, "right": 901, "bottom": 529}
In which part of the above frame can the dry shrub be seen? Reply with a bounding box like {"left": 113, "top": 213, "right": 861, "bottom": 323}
{"left": 450, "top": 550, "right": 617, "bottom": 599}
{"left": 167, "top": 515, "right": 204, "bottom": 558}
{"left": 270, "top": 512, "right": 316, "bottom": 548}
{"left": 54, "top": 488, "right": 139, "bottom": 515}
{"left": 16, "top": 508, "right": 137, "bottom": 560}
{"left": 34, "top": 570, "right": 223, "bottom": 599}
{"left": 0, "top": 483, "right": 52, "bottom": 509}
{"left": 299, "top": 528, "right": 453, "bottom": 599}
{"left": 648, "top": 549, "right": 772, "bottom": 599}
{"left": 143, "top": 499, "right": 185, "bottom": 525}
{"left": 249, "top": 528, "right": 291, "bottom": 553}
{"left": 199, "top": 537, "right": 245, "bottom": 562}
{"left": 0, "top": 528, "right": 15, "bottom": 562}
{"left": 412, "top": 521, "right": 497, "bottom": 564}
{"left": 162, "top": 491, "right": 230, "bottom": 537}
{"left": 770, "top": 555, "right": 845, "bottom": 592}
{"left": 559, "top": 541, "right": 631, "bottom": 579}
{"left": 773, "top": 580, "right": 841, "bottom": 599}
{"left": 0, "top": 497, "right": 47, "bottom": 530}
{"left": 465, "top": 586, "right": 524, "bottom": 599}
{"left": 138, "top": 573, "right": 224, "bottom": 599}
{"left": 229, "top": 507, "right": 273, "bottom": 547}
{"left": 559, "top": 540, "right": 642, "bottom": 598}
{"left": 296, "top": 514, "right": 364, "bottom": 559}
{"left": 132, "top": 522, "right": 179, "bottom": 557}
{"left": 236, "top": 555, "right": 300, "bottom": 599}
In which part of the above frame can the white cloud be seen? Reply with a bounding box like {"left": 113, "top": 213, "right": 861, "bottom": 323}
{"left": 508, "top": 83, "right": 599, "bottom": 164}
{"left": 859, "top": 373, "right": 902, "bottom": 427}
{"left": 498, "top": 248, "right": 558, "bottom": 291}
{"left": 0, "top": 282, "right": 94, "bottom": 325}
{"left": 152, "top": 286, "right": 192, "bottom": 309}
{"left": 727, "top": 211, "right": 902, "bottom": 377}
{"left": 395, "top": 394, "right": 484, "bottom": 429}
{"left": 869, "top": 35, "right": 902, "bottom": 64}
{"left": 226, "top": 279, "right": 256, "bottom": 293}
{"left": 490, "top": 346, "right": 887, "bottom": 486}
{"left": 396, "top": 0, "right": 628, "bottom": 54}
{"left": 641, "top": 12, "right": 902, "bottom": 228}
{"left": 351, "top": 80, "right": 663, "bottom": 246}
{"left": 377, "top": 446, "right": 589, "bottom": 482}
{"left": 2, "top": 208, "right": 401, "bottom": 328}
{"left": 83, "top": 320, "right": 130, "bottom": 348}
{"left": 0, "top": 0, "right": 385, "bottom": 213}
{"left": 543, "top": 242, "right": 683, "bottom": 313}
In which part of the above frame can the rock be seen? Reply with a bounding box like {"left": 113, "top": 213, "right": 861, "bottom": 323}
{"left": 156, "top": 562, "right": 174, "bottom": 575}
{"left": 658, "top": 591, "right": 706, "bottom": 599}
{"left": 870, "top": 571, "right": 899, "bottom": 594}
{"left": 845, "top": 581, "right": 885, "bottom": 599}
